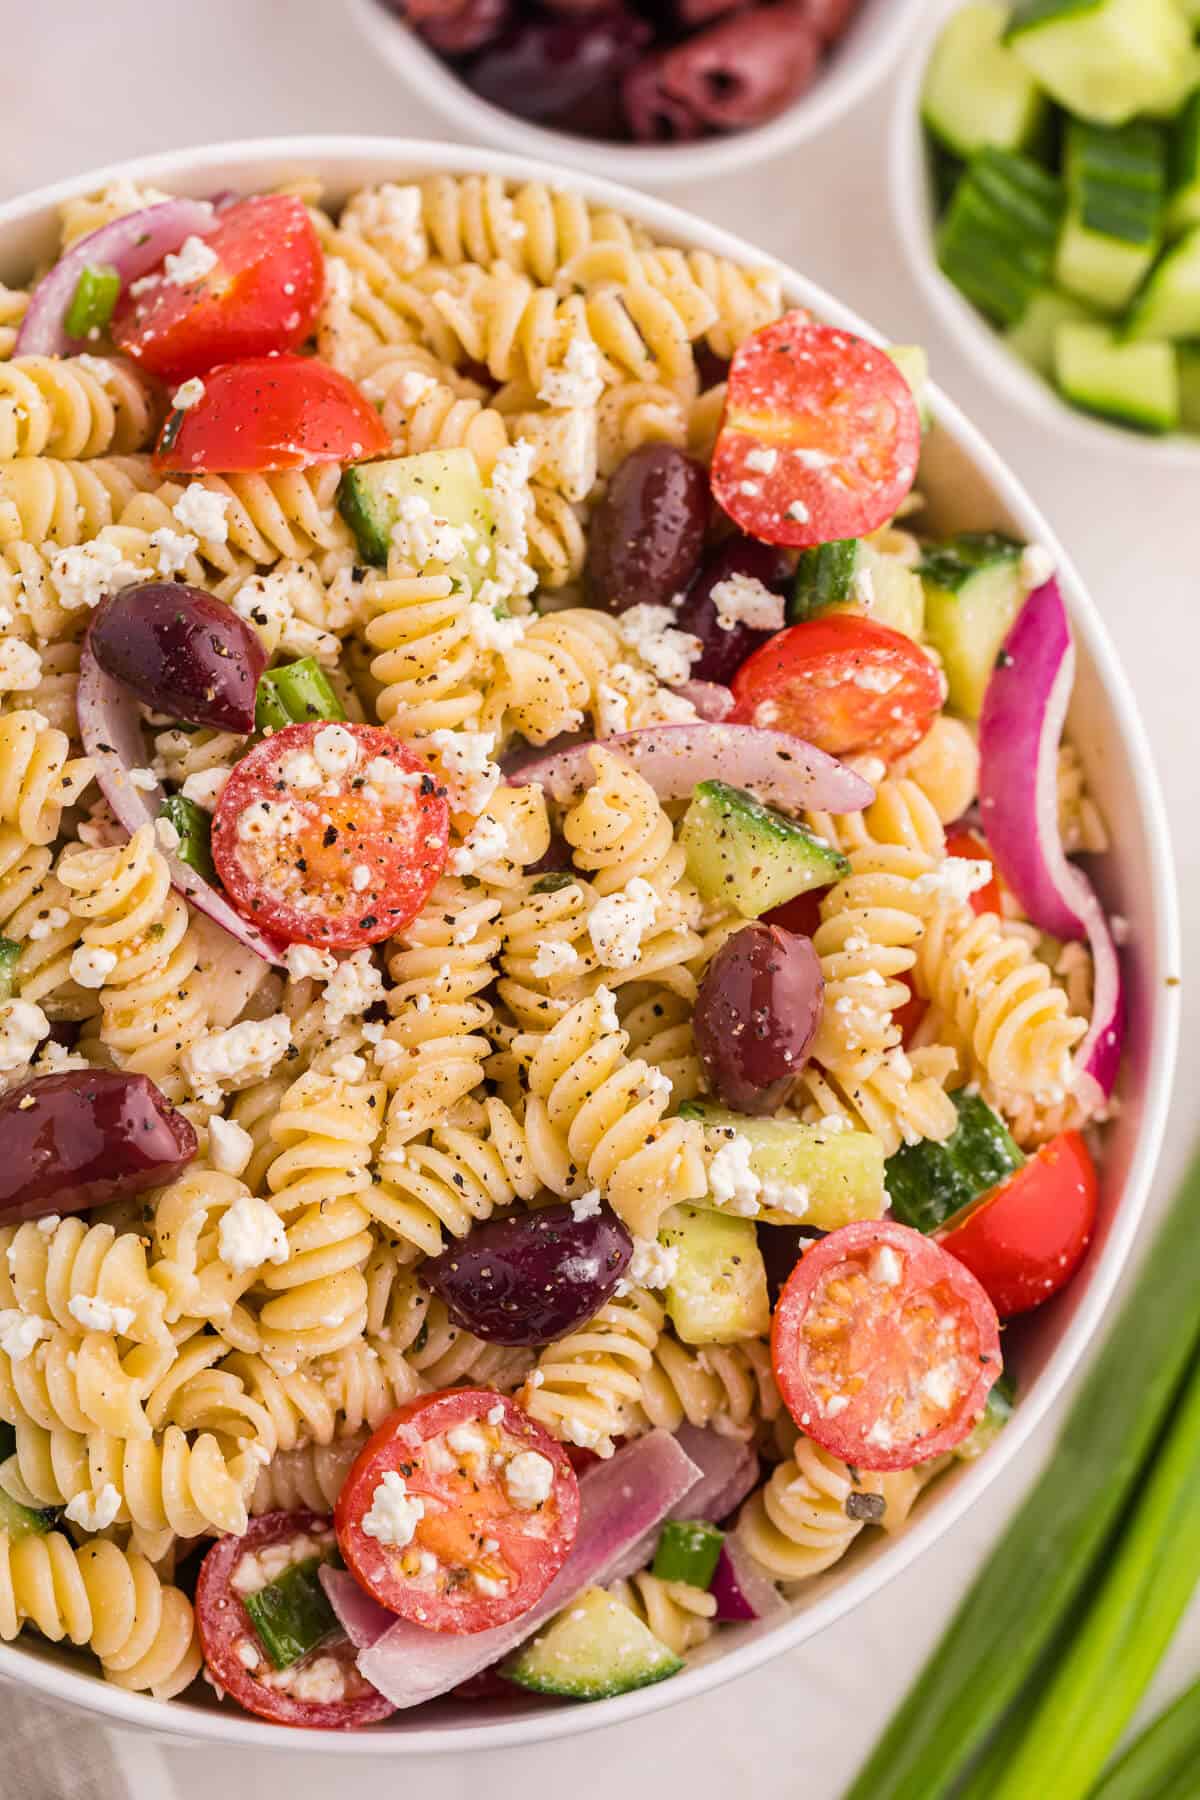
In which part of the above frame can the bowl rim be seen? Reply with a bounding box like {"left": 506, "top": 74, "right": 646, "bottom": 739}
{"left": 345, "top": 0, "right": 926, "bottom": 186}
{"left": 889, "top": 0, "right": 1200, "bottom": 466}
{"left": 0, "top": 134, "right": 1181, "bottom": 1755}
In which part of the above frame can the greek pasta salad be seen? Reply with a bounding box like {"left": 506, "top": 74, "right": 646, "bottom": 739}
{"left": 0, "top": 171, "right": 1124, "bottom": 1725}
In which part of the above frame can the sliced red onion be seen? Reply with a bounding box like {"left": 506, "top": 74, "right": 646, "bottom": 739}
{"left": 319, "top": 1567, "right": 395, "bottom": 1652}
{"left": 77, "top": 641, "right": 287, "bottom": 967}
{"left": 978, "top": 577, "right": 1125, "bottom": 1105}
{"left": 508, "top": 723, "right": 874, "bottom": 815}
{"left": 671, "top": 680, "right": 735, "bottom": 721}
{"left": 355, "top": 1431, "right": 701, "bottom": 1708}
{"left": 672, "top": 1425, "right": 759, "bottom": 1523}
{"left": 709, "top": 1536, "right": 786, "bottom": 1622}
{"left": 15, "top": 198, "right": 216, "bottom": 357}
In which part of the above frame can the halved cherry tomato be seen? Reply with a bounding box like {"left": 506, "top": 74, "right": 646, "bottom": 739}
{"left": 211, "top": 721, "right": 449, "bottom": 948}
{"left": 113, "top": 196, "right": 323, "bottom": 382}
{"left": 155, "top": 353, "right": 389, "bottom": 474}
{"left": 937, "top": 1131, "right": 1098, "bottom": 1318}
{"left": 946, "top": 829, "right": 1003, "bottom": 916}
{"left": 893, "top": 974, "right": 927, "bottom": 1047}
{"left": 763, "top": 887, "right": 826, "bottom": 939}
{"left": 196, "top": 1510, "right": 395, "bottom": 1729}
{"left": 731, "top": 615, "right": 944, "bottom": 762}
{"left": 335, "top": 1389, "right": 579, "bottom": 1634}
{"left": 772, "top": 1220, "right": 1002, "bottom": 1471}
{"left": 711, "top": 313, "right": 920, "bottom": 549}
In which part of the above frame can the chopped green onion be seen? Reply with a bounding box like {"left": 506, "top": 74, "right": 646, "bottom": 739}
{"left": 1090, "top": 1674, "right": 1200, "bottom": 1800}
{"left": 955, "top": 1370, "right": 1015, "bottom": 1462}
{"left": 159, "top": 795, "right": 215, "bottom": 884}
{"left": 242, "top": 1556, "right": 338, "bottom": 1671}
{"left": 531, "top": 871, "right": 576, "bottom": 894}
{"left": 64, "top": 263, "right": 120, "bottom": 339}
{"left": 846, "top": 1150, "right": 1200, "bottom": 1800}
{"left": 255, "top": 658, "right": 346, "bottom": 734}
{"left": 652, "top": 1519, "right": 724, "bottom": 1589}
{"left": 0, "top": 938, "right": 20, "bottom": 1003}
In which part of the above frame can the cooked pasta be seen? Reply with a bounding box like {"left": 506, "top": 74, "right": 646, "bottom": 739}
{"left": 0, "top": 355, "right": 160, "bottom": 460}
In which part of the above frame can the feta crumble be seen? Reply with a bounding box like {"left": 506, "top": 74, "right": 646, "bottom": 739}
{"left": 570, "top": 1189, "right": 602, "bottom": 1222}
{"left": 427, "top": 729, "right": 501, "bottom": 815}
{"left": 68, "top": 945, "right": 117, "bottom": 990}
{"left": 163, "top": 235, "right": 218, "bottom": 287}
{"left": 323, "top": 950, "right": 384, "bottom": 1025}
{"left": 0, "top": 1309, "right": 51, "bottom": 1362}
{"left": 707, "top": 1131, "right": 762, "bottom": 1216}
{"left": 912, "top": 858, "right": 994, "bottom": 906}
{"left": 284, "top": 943, "right": 338, "bottom": 983}
{"left": 173, "top": 483, "right": 230, "bottom": 544}
{"left": 183, "top": 1014, "right": 292, "bottom": 1102}
{"left": 0, "top": 639, "right": 41, "bottom": 691}
{"left": 64, "top": 1483, "right": 122, "bottom": 1532}
{"left": 619, "top": 604, "right": 702, "bottom": 688}
{"left": 0, "top": 998, "right": 47, "bottom": 1072}
{"left": 448, "top": 812, "right": 510, "bottom": 877}
{"left": 588, "top": 877, "right": 659, "bottom": 971}
{"left": 218, "top": 1192, "right": 289, "bottom": 1273}
{"left": 207, "top": 1116, "right": 254, "bottom": 1179}
{"left": 47, "top": 540, "right": 141, "bottom": 611}
{"left": 68, "top": 1293, "right": 136, "bottom": 1335}
{"left": 505, "top": 1450, "right": 556, "bottom": 1510}
{"left": 709, "top": 572, "right": 785, "bottom": 635}
{"left": 362, "top": 1470, "right": 425, "bottom": 1547}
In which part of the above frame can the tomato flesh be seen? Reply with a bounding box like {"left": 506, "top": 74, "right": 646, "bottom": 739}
{"left": 712, "top": 313, "right": 921, "bottom": 548}
{"left": 113, "top": 196, "right": 324, "bottom": 382}
{"left": 335, "top": 1389, "right": 579, "bottom": 1635}
{"left": 731, "top": 615, "right": 944, "bottom": 762}
{"left": 196, "top": 1510, "right": 394, "bottom": 1729}
{"left": 762, "top": 887, "right": 826, "bottom": 940}
{"left": 155, "top": 354, "right": 389, "bottom": 474}
{"left": 772, "top": 1220, "right": 1002, "bottom": 1470}
{"left": 938, "top": 1131, "right": 1098, "bottom": 1318}
{"left": 211, "top": 721, "right": 449, "bottom": 948}
{"left": 945, "top": 829, "right": 1003, "bottom": 916}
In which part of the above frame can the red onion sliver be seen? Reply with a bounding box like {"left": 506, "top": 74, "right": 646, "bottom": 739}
{"left": 508, "top": 723, "right": 874, "bottom": 814}
{"left": 15, "top": 199, "right": 217, "bottom": 357}
{"left": 319, "top": 1567, "right": 395, "bottom": 1652}
{"left": 671, "top": 680, "right": 735, "bottom": 721}
{"left": 709, "top": 1536, "right": 786, "bottom": 1622}
{"left": 670, "top": 1425, "right": 759, "bottom": 1523}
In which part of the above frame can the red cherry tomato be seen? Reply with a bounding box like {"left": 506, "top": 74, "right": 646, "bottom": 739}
{"left": 937, "top": 1131, "right": 1098, "bottom": 1318}
{"left": 211, "top": 721, "right": 449, "bottom": 949}
{"left": 762, "top": 886, "right": 826, "bottom": 939}
{"left": 155, "top": 354, "right": 389, "bottom": 474}
{"left": 196, "top": 1510, "right": 395, "bottom": 1729}
{"left": 945, "top": 829, "right": 1003, "bottom": 916}
{"left": 335, "top": 1389, "right": 579, "bottom": 1635}
{"left": 712, "top": 313, "right": 920, "bottom": 548}
{"left": 893, "top": 975, "right": 927, "bottom": 1047}
{"left": 731, "top": 615, "right": 944, "bottom": 761}
{"left": 113, "top": 196, "right": 323, "bottom": 382}
{"left": 772, "top": 1220, "right": 1002, "bottom": 1470}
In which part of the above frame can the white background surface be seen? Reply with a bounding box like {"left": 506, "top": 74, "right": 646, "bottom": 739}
{"left": 2, "top": 3, "right": 1196, "bottom": 1795}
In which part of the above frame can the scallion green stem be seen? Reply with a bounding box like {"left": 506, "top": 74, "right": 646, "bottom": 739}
{"left": 64, "top": 264, "right": 120, "bottom": 339}
{"left": 1090, "top": 1676, "right": 1200, "bottom": 1800}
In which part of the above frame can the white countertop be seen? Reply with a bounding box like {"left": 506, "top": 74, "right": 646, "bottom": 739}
{"left": 3, "top": 3, "right": 1196, "bottom": 1794}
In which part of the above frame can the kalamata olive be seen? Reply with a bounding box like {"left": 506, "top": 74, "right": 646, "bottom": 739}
{"left": 0, "top": 1069, "right": 197, "bottom": 1223}
{"left": 757, "top": 1222, "right": 821, "bottom": 1304}
{"left": 694, "top": 922, "right": 823, "bottom": 1114}
{"left": 464, "top": 11, "right": 651, "bottom": 136}
{"left": 420, "top": 1201, "right": 633, "bottom": 1344}
{"left": 675, "top": 0, "right": 749, "bottom": 26}
{"left": 622, "top": 53, "right": 707, "bottom": 143}
{"left": 587, "top": 445, "right": 709, "bottom": 614}
{"left": 801, "top": 0, "right": 863, "bottom": 40}
{"left": 420, "top": 0, "right": 511, "bottom": 55}
{"left": 88, "top": 582, "right": 267, "bottom": 734}
{"left": 675, "top": 537, "right": 793, "bottom": 685}
{"left": 660, "top": 3, "right": 820, "bottom": 130}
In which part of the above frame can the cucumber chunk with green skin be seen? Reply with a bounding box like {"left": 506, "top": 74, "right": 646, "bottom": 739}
{"left": 159, "top": 795, "right": 215, "bottom": 885}
{"left": 788, "top": 541, "right": 924, "bottom": 638}
{"left": 243, "top": 1556, "right": 340, "bottom": 1670}
{"left": 505, "top": 1586, "right": 683, "bottom": 1699}
{"left": 886, "top": 1091, "right": 1025, "bottom": 1237}
{"left": 679, "top": 1102, "right": 887, "bottom": 1229}
{"left": 658, "top": 1204, "right": 770, "bottom": 1346}
{"left": 922, "top": 3, "right": 1049, "bottom": 160}
{"left": 1125, "top": 226, "right": 1200, "bottom": 340}
{"left": 337, "top": 448, "right": 495, "bottom": 592}
{"left": 0, "top": 1432, "right": 59, "bottom": 1541}
{"left": 1167, "top": 90, "right": 1200, "bottom": 237}
{"left": 1005, "top": 0, "right": 1197, "bottom": 126}
{"left": 0, "top": 937, "right": 19, "bottom": 1003}
{"left": 680, "top": 780, "right": 848, "bottom": 919}
{"left": 652, "top": 1520, "right": 724, "bottom": 1588}
{"left": 255, "top": 656, "right": 346, "bottom": 734}
{"left": 789, "top": 540, "right": 861, "bottom": 619}
{"left": 918, "top": 532, "right": 1025, "bottom": 720}
{"left": 956, "top": 1370, "right": 1015, "bottom": 1461}
{"left": 1055, "top": 319, "right": 1180, "bottom": 431}
{"left": 937, "top": 149, "right": 1064, "bottom": 327}
{"left": 886, "top": 345, "right": 933, "bottom": 431}
{"left": 1056, "top": 119, "right": 1166, "bottom": 313}
{"left": 1004, "top": 288, "right": 1098, "bottom": 377}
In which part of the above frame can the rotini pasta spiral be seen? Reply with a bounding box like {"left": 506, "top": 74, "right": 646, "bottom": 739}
{"left": 0, "top": 1215, "right": 168, "bottom": 1347}
{"left": 0, "top": 832, "right": 89, "bottom": 1017}
{"left": 734, "top": 1440, "right": 876, "bottom": 1582}
{"left": 640, "top": 1333, "right": 780, "bottom": 1440}
{"left": 521, "top": 1289, "right": 664, "bottom": 1455}
{"left": 0, "top": 286, "right": 28, "bottom": 360}
{"left": 366, "top": 565, "right": 486, "bottom": 738}
{"left": 0, "top": 1327, "right": 167, "bottom": 1442}
{"left": 610, "top": 1569, "right": 716, "bottom": 1656}
{"left": 0, "top": 355, "right": 160, "bottom": 460}
{"left": 0, "top": 711, "right": 92, "bottom": 845}
{"left": 0, "top": 454, "right": 156, "bottom": 546}
{"left": 250, "top": 1434, "right": 366, "bottom": 1517}
{"left": 417, "top": 173, "right": 646, "bottom": 287}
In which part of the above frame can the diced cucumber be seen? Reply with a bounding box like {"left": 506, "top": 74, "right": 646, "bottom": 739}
{"left": 0, "top": 1436, "right": 58, "bottom": 1542}
{"left": 255, "top": 656, "right": 346, "bottom": 734}
{"left": 1006, "top": 0, "right": 1197, "bottom": 126}
{"left": 1055, "top": 120, "right": 1166, "bottom": 313}
{"left": 243, "top": 1556, "right": 339, "bottom": 1670}
{"left": 956, "top": 1369, "right": 1016, "bottom": 1461}
{"left": 937, "top": 149, "right": 1064, "bottom": 327}
{"left": 652, "top": 1520, "right": 724, "bottom": 1589}
{"left": 679, "top": 1102, "right": 887, "bottom": 1230}
{"left": 159, "top": 795, "right": 215, "bottom": 885}
{"left": 789, "top": 540, "right": 924, "bottom": 638}
{"left": 1178, "top": 342, "right": 1200, "bottom": 429}
{"left": 1054, "top": 319, "right": 1180, "bottom": 431}
{"left": 1167, "top": 90, "right": 1200, "bottom": 236}
{"left": 887, "top": 345, "right": 933, "bottom": 432}
{"left": 886, "top": 1091, "right": 1025, "bottom": 1236}
{"left": 0, "top": 937, "right": 19, "bottom": 1003}
{"left": 1125, "top": 226, "right": 1200, "bottom": 339}
{"left": 505, "top": 1586, "right": 683, "bottom": 1699}
{"left": 922, "top": 3, "right": 1049, "bottom": 159}
{"left": 658, "top": 1204, "right": 770, "bottom": 1346}
{"left": 337, "top": 448, "right": 495, "bottom": 591}
{"left": 917, "top": 532, "right": 1025, "bottom": 719}
{"left": 1004, "top": 288, "right": 1098, "bottom": 377}
{"left": 680, "top": 781, "right": 848, "bottom": 919}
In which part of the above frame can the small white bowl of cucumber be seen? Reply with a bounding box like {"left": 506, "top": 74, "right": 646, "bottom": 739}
{"left": 892, "top": 0, "right": 1200, "bottom": 458}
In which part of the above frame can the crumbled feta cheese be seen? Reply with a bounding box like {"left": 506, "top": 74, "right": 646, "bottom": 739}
{"left": 871, "top": 1246, "right": 903, "bottom": 1287}
{"left": 707, "top": 1132, "right": 762, "bottom": 1216}
{"left": 236, "top": 798, "right": 306, "bottom": 846}
{"left": 64, "top": 1482, "right": 121, "bottom": 1532}
{"left": 173, "top": 483, "right": 230, "bottom": 544}
{"left": 237, "top": 1641, "right": 261, "bottom": 1671}
{"left": 312, "top": 723, "right": 359, "bottom": 780}
{"left": 172, "top": 377, "right": 206, "bottom": 411}
{"left": 0, "top": 1309, "right": 51, "bottom": 1362}
{"left": 163, "top": 235, "right": 218, "bottom": 286}
{"left": 264, "top": 1657, "right": 347, "bottom": 1704}
{"left": 46, "top": 540, "right": 141, "bottom": 611}
{"left": 786, "top": 500, "right": 810, "bottom": 524}
{"left": 595, "top": 985, "right": 621, "bottom": 1035}
{"left": 473, "top": 1571, "right": 508, "bottom": 1598}
{"left": 68, "top": 1293, "right": 136, "bottom": 1335}
{"left": 331, "top": 1052, "right": 367, "bottom": 1082}
{"left": 709, "top": 572, "right": 785, "bottom": 635}
{"left": 183, "top": 1014, "right": 292, "bottom": 1100}
{"left": 323, "top": 949, "right": 384, "bottom": 1025}
{"left": 0, "top": 639, "right": 41, "bottom": 692}
{"left": 126, "top": 766, "right": 158, "bottom": 792}
{"left": 448, "top": 812, "right": 510, "bottom": 877}
{"left": 363, "top": 757, "right": 422, "bottom": 803}
{"left": 427, "top": 730, "right": 501, "bottom": 815}
{"left": 467, "top": 601, "right": 527, "bottom": 655}
{"left": 1019, "top": 543, "right": 1055, "bottom": 591}
{"left": 636, "top": 1067, "right": 673, "bottom": 1108}
{"left": 148, "top": 525, "right": 198, "bottom": 576}
{"left": 350, "top": 865, "right": 371, "bottom": 894}
{"left": 505, "top": 1449, "right": 556, "bottom": 1510}
{"left": 912, "top": 858, "right": 994, "bottom": 906}
{"left": 26, "top": 906, "right": 68, "bottom": 943}
{"left": 207, "top": 1116, "right": 254, "bottom": 1178}
{"left": 68, "top": 945, "right": 117, "bottom": 990}
{"left": 531, "top": 939, "right": 580, "bottom": 980}
{"left": 389, "top": 492, "right": 469, "bottom": 570}
{"left": 759, "top": 1177, "right": 810, "bottom": 1218}
{"left": 283, "top": 943, "right": 338, "bottom": 983}
{"left": 155, "top": 815, "right": 181, "bottom": 853}
{"left": 920, "top": 1362, "right": 960, "bottom": 1411}
{"left": 538, "top": 333, "right": 604, "bottom": 412}
{"left": 180, "top": 767, "right": 230, "bottom": 811}
{"left": 218, "top": 1192, "right": 289, "bottom": 1273}
{"left": 743, "top": 446, "right": 777, "bottom": 475}
{"left": 627, "top": 1236, "right": 678, "bottom": 1291}
{"left": 570, "top": 1189, "right": 602, "bottom": 1222}
{"left": 478, "top": 439, "right": 537, "bottom": 609}
{"left": 619, "top": 604, "right": 702, "bottom": 688}
{"left": 362, "top": 1470, "right": 425, "bottom": 1547}
{"left": 345, "top": 183, "right": 427, "bottom": 271}
{"left": 232, "top": 566, "right": 340, "bottom": 666}
{"left": 588, "top": 876, "right": 659, "bottom": 970}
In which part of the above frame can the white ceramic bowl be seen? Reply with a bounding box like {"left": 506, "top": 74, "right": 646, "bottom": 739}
{"left": 0, "top": 137, "right": 1180, "bottom": 1755}
{"left": 891, "top": 0, "right": 1200, "bottom": 465}
{"left": 348, "top": 0, "right": 925, "bottom": 185}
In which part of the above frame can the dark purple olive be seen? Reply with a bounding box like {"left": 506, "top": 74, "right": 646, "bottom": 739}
{"left": 420, "top": 0, "right": 511, "bottom": 55}
{"left": 88, "top": 582, "right": 267, "bottom": 734}
{"left": 0, "top": 1070, "right": 197, "bottom": 1223}
{"left": 675, "top": 537, "right": 794, "bottom": 686}
{"left": 801, "top": 0, "right": 863, "bottom": 41}
{"left": 757, "top": 1222, "right": 821, "bottom": 1304}
{"left": 622, "top": 53, "right": 707, "bottom": 144}
{"left": 694, "top": 343, "right": 730, "bottom": 390}
{"left": 675, "top": 0, "right": 750, "bottom": 26}
{"left": 464, "top": 10, "right": 651, "bottom": 136}
{"left": 420, "top": 1201, "right": 633, "bottom": 1344}
{"left": 694, "top": 923, "right": 823, "bottom": 1114}
{"left": 587, "top": 445, "right": 709, "bottom": 614}
{"left": 660, "top": 3, "right": 820, "bottom": 130}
